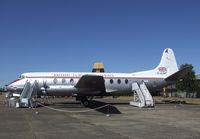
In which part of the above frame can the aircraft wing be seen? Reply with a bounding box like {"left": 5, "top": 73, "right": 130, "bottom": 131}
{"left": 165, "top": 66, "right": 192, "bottom": 82}
{"left": 75, "top": 75, "right": 106, "bottom": 94}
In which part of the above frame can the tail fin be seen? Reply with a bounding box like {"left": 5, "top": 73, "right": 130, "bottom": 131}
{"left": 155, "top": 48, "right": 178, "bottom": 77}
{"left": 133, "top": 48, "right": 179, "bottom": 78}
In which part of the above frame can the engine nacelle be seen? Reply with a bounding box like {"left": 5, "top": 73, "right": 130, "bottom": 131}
{"left": 43, "top": 85, "right": 77, "bottom": 96}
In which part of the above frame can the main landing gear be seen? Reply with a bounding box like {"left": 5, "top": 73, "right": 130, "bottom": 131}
{"left": 76, "top": 96, "right": 91, "bottom": 107}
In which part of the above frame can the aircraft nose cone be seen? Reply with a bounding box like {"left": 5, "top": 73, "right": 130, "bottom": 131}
{"left": 6, "top": 84, "right": 17, "bottom": 92}
{"left": 3, "top": 85, "right": 8, "bottom": 92}
{"left": 6, "top": 84, "right": 12, "bottom": 91}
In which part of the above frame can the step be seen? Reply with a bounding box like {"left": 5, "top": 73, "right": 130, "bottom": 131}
{"left": 130, "top": 101, "right": 145, "bottom": 107}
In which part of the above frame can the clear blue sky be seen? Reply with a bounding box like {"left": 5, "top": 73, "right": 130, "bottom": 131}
{"left": 0, "top": 0, "right": 200, "bottom": 86}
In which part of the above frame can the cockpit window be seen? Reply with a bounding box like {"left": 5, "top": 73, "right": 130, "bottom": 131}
{"left": 9, "top": 75, "right": 25, "bottom": 85}
{"left": 19, "top": 75, "right": 25, "bottom": 79}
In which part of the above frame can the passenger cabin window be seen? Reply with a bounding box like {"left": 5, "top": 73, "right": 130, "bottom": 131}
{"left": 70, "top": 79, "right": 74, "bottom": 84}
{"left": 19, "top": 75, "right": 25, "bottom": 79}
{"left": 125, "top": 79, "right": 128, "bottom": 84}
{"left": 53, "top": 78, "right": 58, "bottom": 84}
{"left": 62, "top": 78, "right": 66, "bottom": 84}
{"left": 118, "top": 79, "right": 121, "bottom": 84}
{"left": 110, "top": 79, "right": 113, "bottom": 84}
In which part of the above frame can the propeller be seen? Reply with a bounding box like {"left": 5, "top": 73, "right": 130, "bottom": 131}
{"left": 41, "top": 80, "right": 50, "bottom": 104}
{"left": 41, "top": 80, "right": 49, "bottom": 95}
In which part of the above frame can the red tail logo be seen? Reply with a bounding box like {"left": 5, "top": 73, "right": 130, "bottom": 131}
{"left": 158, "top": 67, "right": 167, "bottom": 74}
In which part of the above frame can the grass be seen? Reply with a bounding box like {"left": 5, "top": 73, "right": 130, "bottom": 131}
{"left": 115, "top": 96, "right": 200, "bottom": 105}
{"left": 154, "top": 96, "right": 200, "bottom": 105}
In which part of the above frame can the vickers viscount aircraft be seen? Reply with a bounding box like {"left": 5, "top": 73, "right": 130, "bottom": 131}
{"left": 6, "top": 48, "right": 189, "bottom": 106}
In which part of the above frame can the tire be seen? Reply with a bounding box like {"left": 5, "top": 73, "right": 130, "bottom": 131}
{"left": 81, "top": 100, "right": 89, "bottom": 107}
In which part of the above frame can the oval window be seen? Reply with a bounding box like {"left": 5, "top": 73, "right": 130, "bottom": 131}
{"left": 53, "top": 78, "right": 58, "bottom": 84}
{"left": 62, "top": 78, "right": 66, "bottom": 84}
{"left": 118, "top": 79, "right": 121, "bottom": 84}
{"left": 110, "top": 79, "right": 113, "bottom": 84}
{"left": 125, "top": 79, "right": 128, "bottom": 84}
{"left": 70, "top": 79, "right": 74, "bottom": 84}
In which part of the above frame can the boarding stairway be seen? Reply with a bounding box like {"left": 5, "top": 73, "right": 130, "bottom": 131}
{"left": 130, "top": 82, "right": 154, "bottom": 107}
{"left": 19, "top": 80, "right": 39, "bottom": 107}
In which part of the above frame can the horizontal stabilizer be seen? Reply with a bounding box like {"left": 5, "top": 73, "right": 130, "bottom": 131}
{"left": 165, "top": 66, "right": 191, "bottom": 82}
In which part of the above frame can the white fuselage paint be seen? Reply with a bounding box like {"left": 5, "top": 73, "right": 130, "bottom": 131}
{"left": 7, "top": 72, "right": 166, "bottom": 96}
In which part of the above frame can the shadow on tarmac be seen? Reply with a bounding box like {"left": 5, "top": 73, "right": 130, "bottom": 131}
{"left": 39, "top": 100, "right": 122, "bottom": 114}
{"left": 89, "top": 100, "right": 122, "bottom": 114}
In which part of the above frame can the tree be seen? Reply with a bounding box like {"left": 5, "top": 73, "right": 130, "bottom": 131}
{"left": 196, "top": 79, "right": 200, "bottom": 98}
{"left": 176, "top": 64, "right": 199, "bottom": 98}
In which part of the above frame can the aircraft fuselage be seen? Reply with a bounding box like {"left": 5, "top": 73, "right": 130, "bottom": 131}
{"left": 7, "top": 72, "right": 166, "bottom": 96}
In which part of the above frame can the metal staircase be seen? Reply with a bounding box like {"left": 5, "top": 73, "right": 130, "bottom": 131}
{"left": 19, "top": 80, "right": 38, "bottom": 107}
{"left": 130, "top": 82, "right": 154, "bottom": 107}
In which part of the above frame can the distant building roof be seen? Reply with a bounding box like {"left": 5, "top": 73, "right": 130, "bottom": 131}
{"left": 92, "top": 62, "right": 105, "bottom": 73}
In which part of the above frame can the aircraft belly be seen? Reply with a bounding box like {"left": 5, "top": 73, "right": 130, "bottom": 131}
{"left": 105, "top": 85, "right": 131, "bottom": 96}
{"left": 145, "top": 80, "right": 167, "bottom": 92}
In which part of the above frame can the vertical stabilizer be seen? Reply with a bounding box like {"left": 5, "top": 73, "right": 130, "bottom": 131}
{"left": 155, "top": 48, "right": 178, "bottom": 77}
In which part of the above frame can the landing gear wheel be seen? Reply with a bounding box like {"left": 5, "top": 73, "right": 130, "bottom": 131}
{"left": 82, "top": 100, "right": 89, "bottom": 107}
{"left": 76, "top": 96, "right": 90, "bottom": 107}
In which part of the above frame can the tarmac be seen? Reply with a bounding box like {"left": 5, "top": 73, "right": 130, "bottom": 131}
{"left": 0, "top": 95, "right": 200, "bottom": 139}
